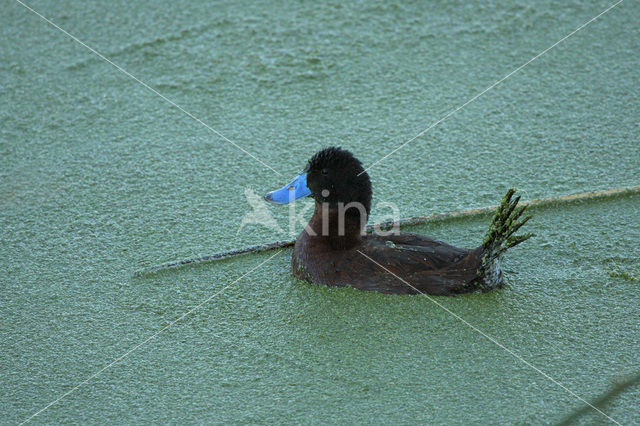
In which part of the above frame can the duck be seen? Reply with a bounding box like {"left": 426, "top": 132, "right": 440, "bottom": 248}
{"left": 264, "top": 147, "right": 533, "bottom": 295}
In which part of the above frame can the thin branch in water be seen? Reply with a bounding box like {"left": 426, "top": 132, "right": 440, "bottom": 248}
{"left": 556, "top": 373, "right": 640, "bottom": 425}
{"left": 134, "top": 185, "right": 640, "bottom": 276}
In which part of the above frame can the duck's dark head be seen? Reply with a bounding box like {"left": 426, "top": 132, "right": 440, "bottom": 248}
{"left": 265, "top": 146, "right": 372, "bottom": 216}
{"left": 305, "top": 147, "right": 372, "bottom": 214}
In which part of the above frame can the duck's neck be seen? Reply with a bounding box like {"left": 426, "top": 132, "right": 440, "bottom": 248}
{"left": 304, "top": 201, "right": 368, "bottom": 250}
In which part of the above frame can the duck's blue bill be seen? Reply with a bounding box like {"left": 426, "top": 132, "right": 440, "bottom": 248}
{"left": 264, "top": 172, "right": 311, "bottom": 204}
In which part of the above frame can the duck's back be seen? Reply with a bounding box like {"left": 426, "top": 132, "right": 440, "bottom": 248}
{"left": 292, "top": 231, "right": 483, "bottom": 295}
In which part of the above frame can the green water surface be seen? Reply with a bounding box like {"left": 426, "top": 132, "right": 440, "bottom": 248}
{"left": 1, "top": 0, "right": 639, "bottom": 423}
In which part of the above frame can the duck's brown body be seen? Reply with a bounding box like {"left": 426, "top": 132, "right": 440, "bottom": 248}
{"left": 292, "top": 203, "right": 489, "bottom": 295}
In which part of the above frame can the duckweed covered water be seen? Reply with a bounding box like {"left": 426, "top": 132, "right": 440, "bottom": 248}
{"left": 1, "top": 0, "right": 639, "bottom": 423}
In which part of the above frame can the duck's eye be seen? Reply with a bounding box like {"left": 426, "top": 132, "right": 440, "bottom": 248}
{"left": 321, "top": 169, "right": 328, "bottom": 176}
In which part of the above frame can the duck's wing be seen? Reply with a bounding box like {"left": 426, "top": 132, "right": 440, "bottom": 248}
{"left": 369, "top": 232, "right": 471, "bottom": 271}
{"left": 339, "top": 235, "right": 481, "bottom": 295}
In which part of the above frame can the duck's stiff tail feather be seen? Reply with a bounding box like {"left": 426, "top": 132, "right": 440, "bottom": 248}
{"left": 476, "top": 188, "right": 534, "bottom": 291}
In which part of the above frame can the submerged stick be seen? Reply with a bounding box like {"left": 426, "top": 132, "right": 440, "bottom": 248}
{"left": 133, "top": 240, "right": 294, "bottom": 277}
{"left": 134, "top": 185, "right": 640, "bottom": 276}
{"left": 556, "top": 373, "right": 640, "bottom": 425}
{"left": 373, "top": 185, "right": 640, "bottom": 231}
